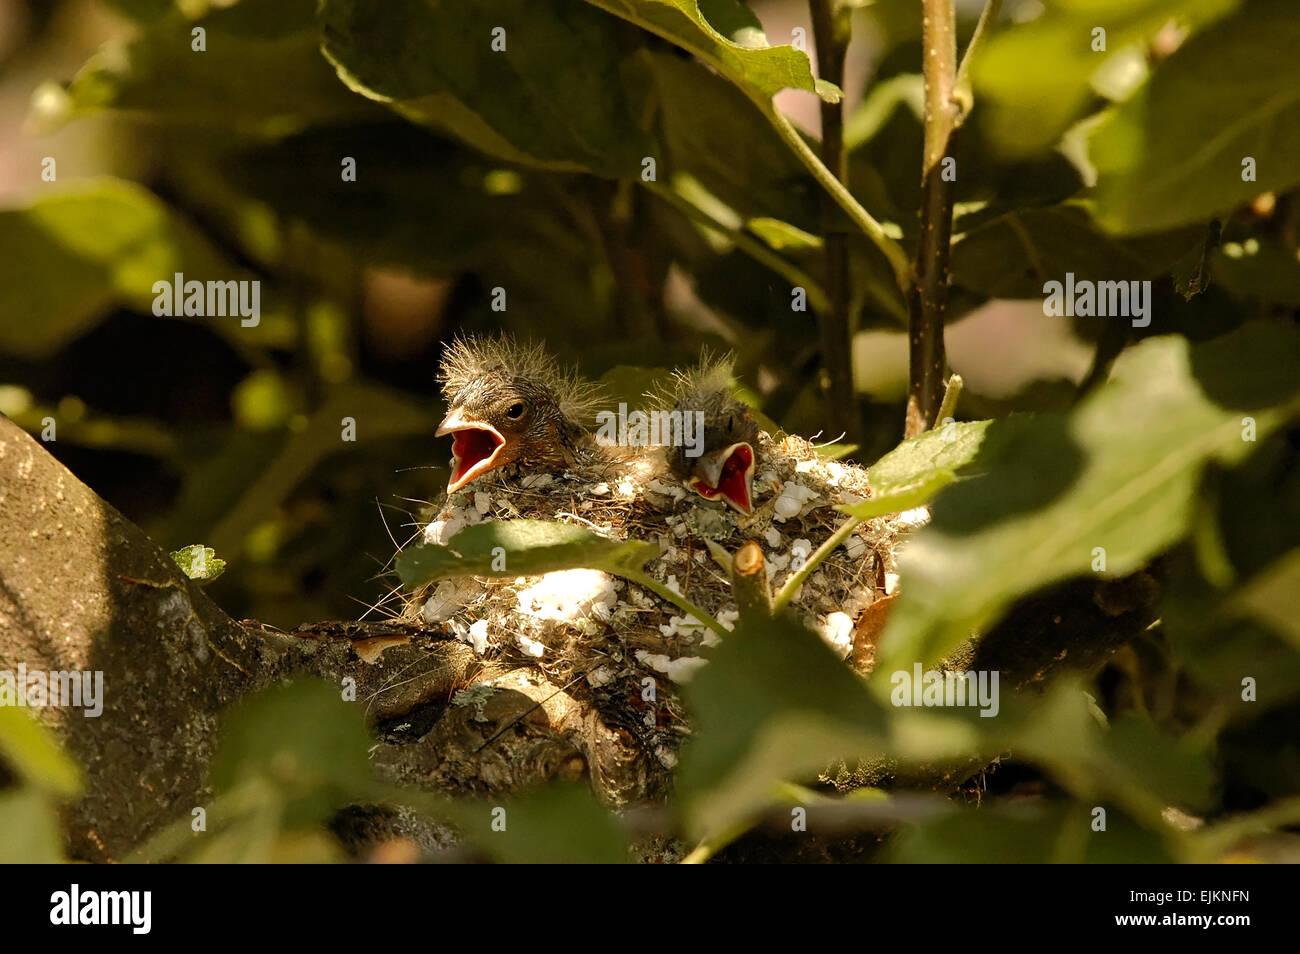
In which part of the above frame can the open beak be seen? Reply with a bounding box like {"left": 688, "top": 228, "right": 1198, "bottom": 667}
{"left": 437, "top": 408, "right": 506, "bottom": 493}
{"left": 686, "top": 442, "right": 755, "bottom": 515}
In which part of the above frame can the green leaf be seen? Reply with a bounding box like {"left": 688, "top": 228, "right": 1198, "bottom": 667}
{"left": 973, "top": 0, "right": 1238, "bottom": 159}
{"left": 1005, "top": 682, "right": 1216, "bottom": 816}
{"left": 0, "top": 788, "right": 65, "bottom": 864}
{"left": 211, "top": 681, "right": 373, "bottom": 828}
{"left": 951, "top": 205, "right": 1197, "bottom": 299}
{"left": 887, "top": 800, "right": 1174, "bottom": 863}
{"left": 643, "top": 50, "right": 819, "bottom": 230}
{"left": 397, "top": 520, "right": 660, "bottom": 589}
{"left": 1234, "top": 549, "right": 1300, "bottom": 651}
{"left": 1160, "top": 547, "right": 1300, "bottom": 711}
{"left": 747, "top": 218, "right": 822, "bottom": 253}
{"left": 596, "top": 364, "right": 677, "bottom": 409}
{"left": 587, "top": 0, "right": 841, "bottom": 103}
{"left": 845, "top": 73, "right": 924, "bottom": 227}
{"left": 676, "top": 612, "right": 887, "bottom": 840}
{"left": 223, "top": 124, "right": 579, "bottom": 276}
{"left": 443, "top": 785, "right": 629, "bottom": 863}
{"left": 318, "top": 0, "right": 653, "bottom": 176}
{"left": 102, "top": 0, "right": 319, "bottom": 36}
{"left": 1092, "top": 0, "right": 1300, "bottom": 233}
{"left": 170, "top": 544, "right": 227, "bottom": 582}
{"left": 0, "top": 707, "right": 83, "bottom": 797}
{"left": 101, "top": 0, "right": 174, "bottom": 19}
{"left": 840, "top": 420, "right": 993, "bottom": 519}
{"left": 1213, "top": 236, "right": 1300, "bottom": 307}
{"left": 878, "top": 322, "right": 1300, "bottom": 669}
{"left": 39, "top": 14, "right": 369, "bottom": 134}
{"left": 0, "top": 178, "right": 254, "bottom": 359}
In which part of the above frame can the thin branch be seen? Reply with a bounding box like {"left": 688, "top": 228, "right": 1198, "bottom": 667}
{"left": 904, "top": 0, "right": 960, "bottom": 437}
{"left": 730, "top": 541, "right": 772, "bottom": 618}
{"left": 763, "top": 105, "right": 912, "bottom": 295}
{"left": 953, "top": 0, "right": 1003, "bottom": 126}
{"left": 810, "top": 0, "right": 860, "bottom": 444}
{"left": 936, "top": 372, "right": 964, "bottom": 424}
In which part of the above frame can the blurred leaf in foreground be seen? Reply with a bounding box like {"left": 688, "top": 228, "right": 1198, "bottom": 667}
{"left": 0, "top": 178, "right": 250, "bottom": 359}
{"left": 0, "top": 706, "right": 83, "bottom": 797}
{"left": 879, "top": 321, "right": 1300, "bottom": 669}
{"left": 676, "top": 612, "right": 887, "bottom": 841}
{"left": 441, "top": 785, "right": 629, "bottom": 864}
{"left": 973, "top": 0, "right": 1238, "bottom": 159}
{"left": 1092, "top": 0, "right": 1300, "bottom": 234}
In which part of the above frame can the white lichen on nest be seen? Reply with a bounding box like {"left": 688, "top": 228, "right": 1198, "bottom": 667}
{"left": 398, "top": 432, "right": 921, "bottom": 709}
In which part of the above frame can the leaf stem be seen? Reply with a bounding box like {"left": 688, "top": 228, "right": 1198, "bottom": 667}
{"left": 936, "top": 372, "right": 964, "bottom": 425}
{"left": 627, "top": 570, "right": 728, "bottom": 638}
{"left": 587, "top": 0, "right": 911, "bottom": 295}
{"left": 772, "top": 515, "right": 863, "bottom": 612}
{"left": 644, "top": 181, "right": 831, "bottom": 314}
{"left": 760, "top": 102, "right": 913, "bottom": 295}
{"left": 680, "top": 821, "right": 749, "bottom": 864}
{"left": 1189, "top": 795, "right": 1300, "bottom": 862}
{"left": 953, "top": 0, "right": 1003, "bottom": 126}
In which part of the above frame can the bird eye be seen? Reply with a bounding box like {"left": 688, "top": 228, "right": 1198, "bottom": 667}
{"left": 506, "top": 402, "right": 525, "bottom": 419}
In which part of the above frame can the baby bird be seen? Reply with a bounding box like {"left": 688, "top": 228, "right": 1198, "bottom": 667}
{"left": 660, "top": 355, "right": 761, "bottom": 515}
{"left": 436, "top": 335, "right": 604, "bottom": 492}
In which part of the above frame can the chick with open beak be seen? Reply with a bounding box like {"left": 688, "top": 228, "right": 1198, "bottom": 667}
{"left": 662, "top": 355, "right": 760, "bottom": 515}
{"left": 436, "top": 336, "right": 601, "bottom": 493}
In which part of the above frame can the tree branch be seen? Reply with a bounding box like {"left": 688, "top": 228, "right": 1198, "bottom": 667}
{"left": 905, "top": 0, "right": 961, "bottom": 437}
{"left": 730, "top": 541, "right": 772, "bottom": 618}
{"left": 810, "top": 0, "right": 859, "bottom": 444}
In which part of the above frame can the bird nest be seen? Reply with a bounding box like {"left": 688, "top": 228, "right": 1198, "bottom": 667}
{"left": 388, "top": 430, "right": 924, "bottom": 772}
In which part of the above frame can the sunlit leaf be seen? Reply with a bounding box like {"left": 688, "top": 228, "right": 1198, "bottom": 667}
{"left": 973, "top": 0, "right": 1238, "bottom": 159}
{"left": 840, "top": 420, "right": 993, "bottom": 520}
{"left": 586, "top": 0, "right": 841, "bottom": 103}
{"left": 397, "top": 520, "right": 660, "bottom": 589}
{"left": 1092, "top": 0, "right": 1300, "bottom": 233}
